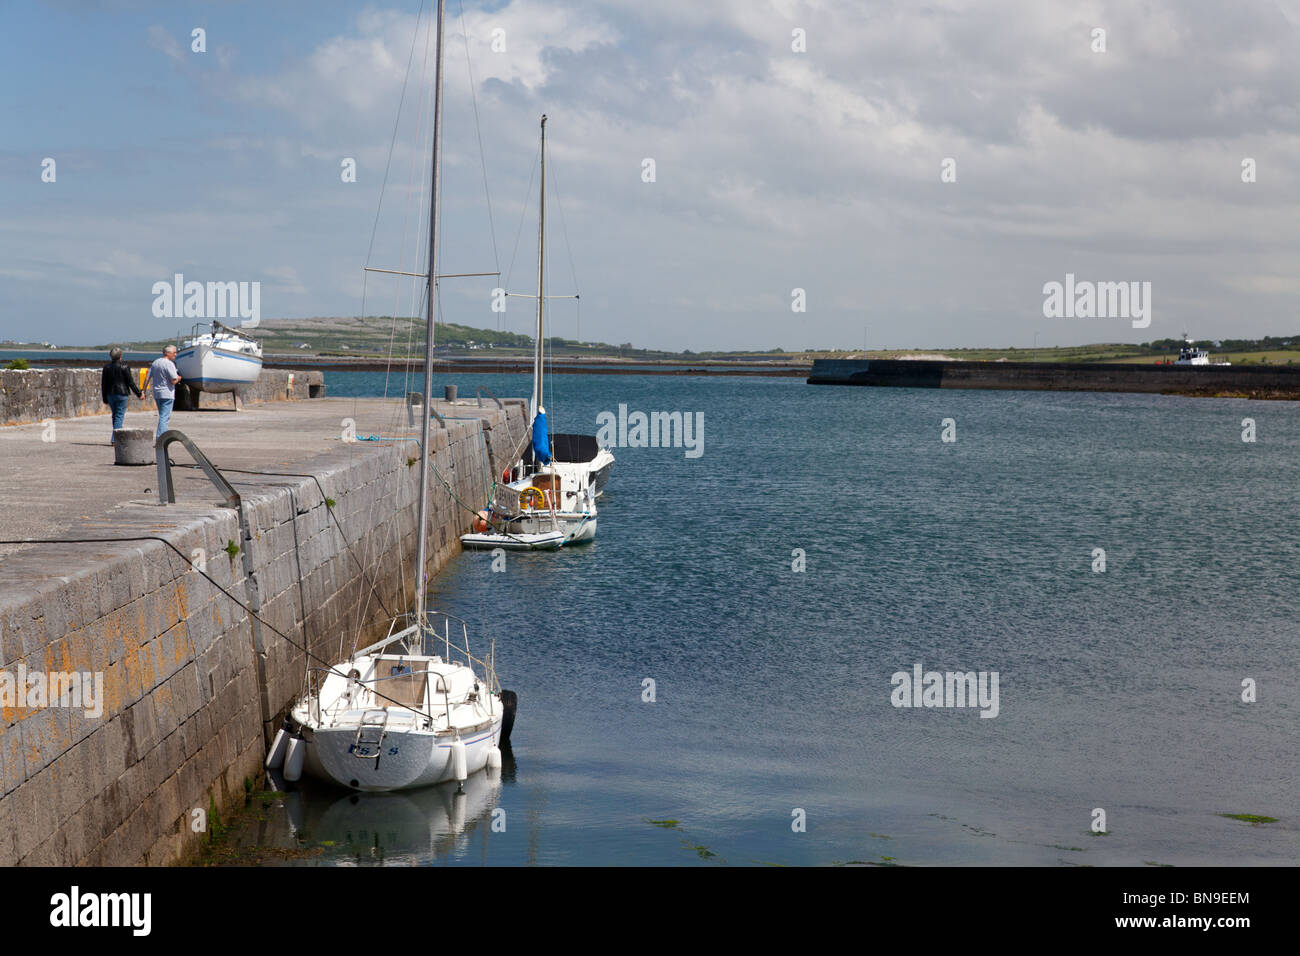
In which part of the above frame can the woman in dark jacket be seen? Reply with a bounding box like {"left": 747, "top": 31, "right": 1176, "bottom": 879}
{"left": 101, "top": 347, "right": 143, "bottom": 443}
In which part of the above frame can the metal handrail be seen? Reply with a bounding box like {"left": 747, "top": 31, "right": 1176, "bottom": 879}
{"left": 433, "top": 674, "right": 453, "bottom": 727}
{"left": 406, "top": 391, "right": 447, "bottom": 430}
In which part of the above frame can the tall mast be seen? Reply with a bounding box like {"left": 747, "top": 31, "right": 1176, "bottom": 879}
{"left": 415, "top": 0, "right": 446, "bottom": 625}
{"left": 530, "top": 115, "right": 547, "bottom": 423}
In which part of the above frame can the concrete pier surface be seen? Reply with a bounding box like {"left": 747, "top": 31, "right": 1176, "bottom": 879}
{"left": 0, "top": 395, "right": 526, "bottom": 865}
{"left": 0, "top": 397, "right": 452, "bottom": 555}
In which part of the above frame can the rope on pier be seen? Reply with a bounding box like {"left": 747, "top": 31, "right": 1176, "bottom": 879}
{"left": 166, "top": 463, "right": 393, "bottom": 619}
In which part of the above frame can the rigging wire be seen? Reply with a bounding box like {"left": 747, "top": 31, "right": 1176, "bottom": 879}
{"left": 502, "top": 139, "right": 541, "bottom": 325}
{"left": 545, "top": 147, "right": 584, "bottom": 344}
{"left": 0, "top": 535, "right": 424, "bottom": 715}
{"left": 362, "top": 0, "right": 428, "bottom": 269}
{"left": 458, "top": 0, "right": 501, "bottom": 279}
{"left": 351, "top": 5, "right": 431, "bottom": 625}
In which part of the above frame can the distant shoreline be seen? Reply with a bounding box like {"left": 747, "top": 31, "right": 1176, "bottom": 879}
{"left": 0, "top": 350, "right": 810, "bottom": 377}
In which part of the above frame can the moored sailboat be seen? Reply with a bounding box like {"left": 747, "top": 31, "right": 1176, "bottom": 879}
{"left": 281, "top": 0, "right": 513, "bottom": 792}
{"left": 460, "top": 116, "right": 604, "bottom": 552}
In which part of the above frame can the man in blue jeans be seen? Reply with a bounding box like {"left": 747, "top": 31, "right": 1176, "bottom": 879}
{"left": 148, "top": 345, "right": 182, "bottom": 438}
{"left": 101, "top": 347, "right": 143, "bottom": 444}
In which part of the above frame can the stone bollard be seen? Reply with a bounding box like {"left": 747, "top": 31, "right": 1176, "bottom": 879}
{"left": 113, "top": 428, "right": 155, "bottom": 466}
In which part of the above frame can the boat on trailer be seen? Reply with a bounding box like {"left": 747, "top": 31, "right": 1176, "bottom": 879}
{"left": 174, "top": 320, "right": 263, "bottom": 394}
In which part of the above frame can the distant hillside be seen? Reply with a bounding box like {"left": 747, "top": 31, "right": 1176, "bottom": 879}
{"left": 252, "top": 316, "right": 535, "bottom": 355}
{"left": 50, "top": 318, "right": 1300, "bottom": 366}
{"left": 90, "top": 316, "right": 729, "bottom": 361}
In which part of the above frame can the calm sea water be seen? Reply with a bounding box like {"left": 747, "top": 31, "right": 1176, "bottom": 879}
{"left": 229, "top": 371, "right": 1300, "bottom": 866}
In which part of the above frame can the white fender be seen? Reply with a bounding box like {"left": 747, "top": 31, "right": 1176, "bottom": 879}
{"left": 284, "top": 736, "right": 305, "bottom": 782}
{"left": 486, "top": 745, "right": 502, "bottom": 770}
{"left": 265, "top": 728, "right": 289, "bottom": 770}
{"left": 451, "top": 738, "right": 468, "bottom": 782}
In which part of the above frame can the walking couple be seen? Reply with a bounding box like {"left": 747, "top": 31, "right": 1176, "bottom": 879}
{"left": 100, "top": 346, "right": 183, "bottom": 442}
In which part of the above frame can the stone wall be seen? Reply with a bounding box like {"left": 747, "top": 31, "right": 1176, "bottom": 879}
{"left": 0, "top": 403, "right": 526, "bottom": 865}
{"left": 0, "top": 368, "right": 325, "bottom": 427}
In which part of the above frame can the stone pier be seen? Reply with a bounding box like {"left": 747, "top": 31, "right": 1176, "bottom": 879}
{"left": 0, "top": 395, "right": 527, "bottom": 865}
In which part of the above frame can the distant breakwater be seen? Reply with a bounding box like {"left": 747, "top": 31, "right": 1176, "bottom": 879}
{"left": 807, "top": 359, "right": 1300, "bottom": 400}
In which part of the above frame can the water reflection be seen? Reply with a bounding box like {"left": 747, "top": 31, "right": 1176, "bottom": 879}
{"left": 276, "top": 753, "right": 511, "bottom": 866}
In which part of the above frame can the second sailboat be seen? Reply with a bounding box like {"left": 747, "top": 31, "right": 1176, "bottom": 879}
{"left": 461, "top": 115, "right": 604, "bottom": 552}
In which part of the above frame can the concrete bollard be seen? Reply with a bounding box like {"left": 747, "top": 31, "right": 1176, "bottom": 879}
{"left": 113, "top": 428, "right": 155, "bottom": 465}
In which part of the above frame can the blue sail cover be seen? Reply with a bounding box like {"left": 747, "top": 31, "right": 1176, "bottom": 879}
{"left": 531, "top": 409, "right": 553, "bottom": 464}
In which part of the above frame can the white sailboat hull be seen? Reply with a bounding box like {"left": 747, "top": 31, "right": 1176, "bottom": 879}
{"left": 460, "top": 513, "right": 595, "bottom": 550}
{"left": 301, "top": 718, "right": 502, "bottom": 792}
{"left": 289, "top": 629, "right": 508, "bottom": 793}
{"left": 590, "top": 450, "right": 615, "bottom": 496}
{"left": 174, "top": 343, "right": 263, "bottom": 392}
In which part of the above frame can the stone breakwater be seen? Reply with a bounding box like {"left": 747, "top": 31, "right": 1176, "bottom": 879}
{"left": 0, "top": 397, "right": 526, "bottom": 865}
{"left": 806, "top": 358, "right": 1300, "bottom": 399}
{"left": 0, "top": 367, "right": 325, "bottom": 427}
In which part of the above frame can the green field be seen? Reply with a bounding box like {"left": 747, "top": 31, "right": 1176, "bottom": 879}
{"left": 12, "top": 320, "right": 1297, "bottom": 367}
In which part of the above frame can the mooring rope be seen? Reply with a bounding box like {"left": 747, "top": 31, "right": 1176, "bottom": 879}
{"left": 0, "top": 535, "right": 423, "bottom": 715}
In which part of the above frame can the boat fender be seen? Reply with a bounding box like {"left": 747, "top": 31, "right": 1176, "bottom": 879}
{"left": 451, "top": 738, "right": 468, "bottom": 783}
{"left": 283, "top": 735, "right": 306, "bottom": 783}
{"left": 265, "top": 719, "right": 292, "bottom": 770}
{"left": 486, "top": 746, "right": 502, "bottom": 770}
{"left": 499, "top": 689, "right": 518, "bottom": 746}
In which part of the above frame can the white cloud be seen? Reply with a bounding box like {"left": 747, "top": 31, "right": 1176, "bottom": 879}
{"left": 12, "top": 0, "right": 1300, "bottom": 350}
{"left": 147, "top": 24, "right": 184, "bottom": 64}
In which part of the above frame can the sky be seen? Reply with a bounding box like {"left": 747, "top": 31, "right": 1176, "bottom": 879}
{"left": 3, "top": 0, "right": 1300, "bottom": 351}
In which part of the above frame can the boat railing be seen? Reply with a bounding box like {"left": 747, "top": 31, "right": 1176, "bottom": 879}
{"left": 209, "top": 318, "right": 259, "bottom": 344}
{"left": 369, "top": 609, "right": 500, "bottom": 698}
{"left": 306, "top": 664, "right": 451, "bottom": 725}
